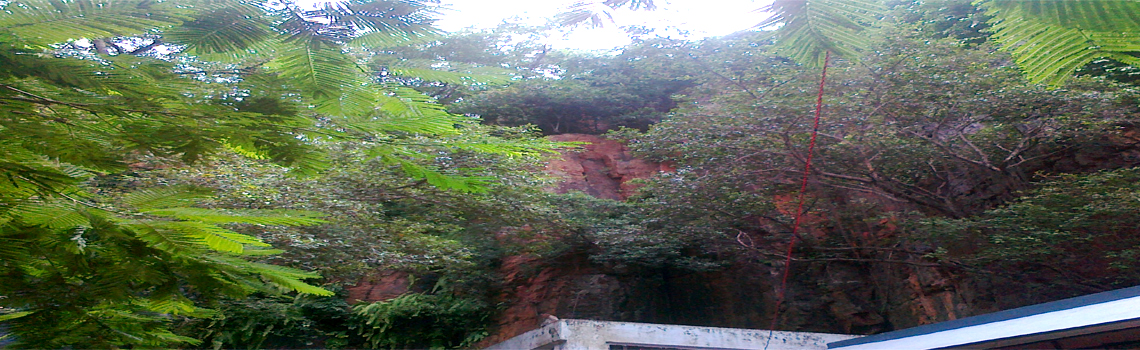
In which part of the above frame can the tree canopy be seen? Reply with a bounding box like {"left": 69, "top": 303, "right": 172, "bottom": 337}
{"left": 4, "top": 0, "right": 1140, "bottom": 347}
{"left": 0, "top": 0, "right": 555, "bottom": 347}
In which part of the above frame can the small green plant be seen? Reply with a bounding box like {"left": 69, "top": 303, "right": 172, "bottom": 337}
{"left": 178, "top": 293, "right": 359, "bottom": 350}
{"left": 352, "top": 292, "right": 491, "bottom": 349}
{"left": 922, "top": 167, "right": 1140, "bottom": 292}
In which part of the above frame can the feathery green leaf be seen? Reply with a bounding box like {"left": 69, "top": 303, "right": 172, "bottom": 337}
{"left": 758, "top": 0, "right": 885, "bottom": 66}
{"left": 0, "top": 0, "right": 191, "bottom": 44}
{"left": 979, "top": 0, "right": 1140, "bottom": 87}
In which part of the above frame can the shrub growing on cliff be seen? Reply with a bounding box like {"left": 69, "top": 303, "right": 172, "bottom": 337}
{"left": 449, "top": 38, "right": 696, "bottom": 135}
{"left": 176, "top": 292, "right": 359, "bottom": 349}
{"left": 353, "top": 292, "right": 491, "bottom": 349}
{"left": 922, "top": 167, "right": 1140, "bottom": 295}
{"left": 0, "top": 0, "right": 557, "bottom": 345}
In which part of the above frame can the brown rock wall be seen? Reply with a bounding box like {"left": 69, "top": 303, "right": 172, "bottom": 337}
{"left": 345, "top": 270, "right": 414, "bottom": 304}
{"left": 479, "top": 254, "right": 631, "bottom": 346}
{"left": 545, "top": 134, "right": 672, "bottom": 200}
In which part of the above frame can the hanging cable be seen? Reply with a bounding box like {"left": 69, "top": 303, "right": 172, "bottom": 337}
{"left": 763, "top": 50, "right": 831, "bottom": 350}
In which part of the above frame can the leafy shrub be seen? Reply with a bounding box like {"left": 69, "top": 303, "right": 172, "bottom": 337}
{"left": 177, "top": 293, "right": 359, "bottom": 349}
{"left": 547, "top": 192, "right": 723, "bottom": 270}
{"left": 922, "top": 167, "right": 1140, "bottom": 293}
{"left": 352, "top": 293, "right": 491, "bottom": 349}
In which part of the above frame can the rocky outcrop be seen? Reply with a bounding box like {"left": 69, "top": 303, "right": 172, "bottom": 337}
{"left": 478, "top": 135, "right": 678, "bottom": 346}
{"left": 362, "top": 131, "right": 1136, "bottom": 345}
{"left": 480, "top": 133, "right": 997, "bottom": 344}
{"left": 344, "top": 270, "right": 414, "bottom": 304}
{"left": 478, "top": 254, "right": 778, "bottom": 346}
{"left": 480, "top": 254, "right": 627, "bottom": 346}
{"left": 348, "top": 127, "right": 1140, "bottom": 347}
{"left": 545, "top": 134, "right": 672, "bottom": 200}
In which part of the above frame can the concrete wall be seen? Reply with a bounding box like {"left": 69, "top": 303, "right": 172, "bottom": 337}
{"left": 485, "top": 319, "right": 859, "bottom": 350}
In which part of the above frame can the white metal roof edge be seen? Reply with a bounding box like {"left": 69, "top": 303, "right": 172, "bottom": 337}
{"left": 829, "top": 294, "right": 1140, "bottom": 350}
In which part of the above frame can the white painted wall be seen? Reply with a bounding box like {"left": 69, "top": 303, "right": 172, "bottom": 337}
{"left": 485, "top": 319, "right": 859, "bottom": 350}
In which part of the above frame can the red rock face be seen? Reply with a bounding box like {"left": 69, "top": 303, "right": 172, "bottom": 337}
{"left": 476, "top": 135, "right": 676, "bottom": 346}
{"left": 480, "top": 134, "right": 986, "bottom": 343}
{"left": 348, "top": 133, "right": 997, "bottom": 345}
{"left": 478, "top": 254, "right": 621, "bottom": 346}
{"left": 344, "top": 270, "right": 413, "bottom": 304}
{"left": 545, "top": 134, "right": 673, "bottom": 200}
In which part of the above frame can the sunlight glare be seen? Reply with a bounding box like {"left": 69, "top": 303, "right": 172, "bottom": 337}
{"left": 437, "top": 0, "right": 771, "bottom": 51}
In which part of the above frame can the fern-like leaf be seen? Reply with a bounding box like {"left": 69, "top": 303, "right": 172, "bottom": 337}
{"left": 9, "top": 202, "right": 93, "bottom": 229}
{"left": 349, "top": 28, "right": 437, "bottom": 49}
{"left": 132, "top": 296, "right": 214, "bottom": 317}
{"left": 121, "top": 186, "right": 213, "bottom": 210}
{"left": 369, "top": 149, "right": 491, "bottom": 193}
{"left": 374, "top": 85, "right": 465, "bottom": 134}
{"left": 239, "top": 248, "right": 285, "bottom": 256}
{"left": 130, "top": 224, "right": 204, "bottom": 254}
{"left": 985, "top": 0, "right": 1140, "bottom": 33}
{"left": 0, "top": 311, "right": 32, "bottom": 321}
{"left": 979, "top": 0, "right": 1140, "bottom": 87}
{"left": 0, "top": 0, "right": 191, "bottom": 44}
{"left": 758, "top": 0, "right": 884, "bottom": 67}
{"left": 207, "top": 256, "right": 332, "bottom": 296}
{"left": 556, "top": 0, "right": 658, "bottom": 27}
{"left": 310, "top": 0, "right": 439, "bottom": 42}
{"left": 143, "top": 207, "right": 327, "bottom": 226}
{"left": 389, "top": 66, "right": 512, "bottom": 86}
{"left": 153, "top": 221, "right": 256, "bottom": 253}
{"left": 330, "top": 85, "right": 467, "bottom": 136}
{"left": 269, "top": 40, "right": 362, "bottom": 102}
{"left": 163, "top": 3, "right": 273, "bottom": 55}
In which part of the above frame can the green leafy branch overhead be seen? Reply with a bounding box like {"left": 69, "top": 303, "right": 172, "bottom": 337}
{"left": 557, "top": 0, "right": 658, "bottom": 27}
{"left": 0, "top": 185, "right": 332, "bottom": 347}
{"left": 977, "top": 0, "right": 1140, "bottom": 87}
{"left": 758, "top": 0, "right": 883, "bottom": 67}
{"left": 0, "top": 0, "right": 556, "bottom": 189}
{"left": 0, "top": 0, "right": 557, "bottom": 347}
{"left": 757, "top": 0, "right": 1140, "bottom": 86}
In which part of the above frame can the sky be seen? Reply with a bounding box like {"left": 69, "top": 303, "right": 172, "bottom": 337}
{"left": 433, "top": 0, "right": 771, "bottom": 51}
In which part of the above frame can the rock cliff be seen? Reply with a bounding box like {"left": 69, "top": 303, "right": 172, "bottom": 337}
{"left": 544, "top": 134, "right": 673, "bottom": 200}
{"left": 354, "top": 130, "right": 1140, "bottom": 346}
{"left": 478, "top": 134, "right": 991, "bottom": 346}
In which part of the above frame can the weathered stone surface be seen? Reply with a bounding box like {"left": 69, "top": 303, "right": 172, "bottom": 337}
{"left": 350, "top": 133, "right": 1002, "bottom": 347}
{"left": 485, "top": 319, "right": 858, "bottom": 350}
{"left": 479, "top": 253, "right": 634, "bottom": 346}
{"left": 545, "top": 134, "right": 672, "bottom": 200}
{"left": 344, "top": 270, "right": 413, "bottom": 304}
{"left": 346, "top": 125, "right": 1140, "bottom": 348}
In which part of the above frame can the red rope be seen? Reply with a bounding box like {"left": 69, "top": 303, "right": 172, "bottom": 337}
{"left": 764, "top": 50, "right": 830, "bottom": 348}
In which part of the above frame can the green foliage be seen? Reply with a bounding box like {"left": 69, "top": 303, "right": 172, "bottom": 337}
{"left": 452, "top": 78, "right": 657, "bottom": 134}
{"left": 178, "top": 292, "right": 360, "bottom": 350}
{"left": 0, "top": 0, "right": 193, "bottom": 44}
{"left": 557, "top": 0, "right": 658, "bottom": 28}
{"left": 144, "top": 129, "right": 558, "bottom": 280}
{"left": 628, "top": 31, "right": 1137, "bottom": 218}
{"left": 1078, "top": 58, "right": 1140, "bottom": 86}
{"left": 0, "top": 0, "right": 559, "bottom": 346}
{"left": 549, "top": 192, "right": 724, "bottom": 270}
{"left": 754, "top": 0, "right": 1140, "bottom": 84}
{"left": 922, "top": 167, "right": 1140, "bottom": 291}
{"left": 353, "top": 292, "right": 491, "bottom": 349}
{"left": 889, "top": 0, "right": 992, "bottom": 44}
{"left": 978, "top": 0, "right": 1140, "bottom": 87}
{"left": 759, "top": 0, "right": 885, "bottom": 66}
{"left": 450, "top": 38, "right": 695, "bottom": 134}
{"left": 7, "top": 0, "right": 1139, "bottom": 345}
{"left": 0, "top": 186, "right": 331, "bottom": 348}
{"left": 604, "top": 30, "right": 1140, "bottom": 277}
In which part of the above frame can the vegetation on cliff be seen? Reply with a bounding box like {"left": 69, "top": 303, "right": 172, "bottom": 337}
{"left": 1, "top": 0, "right": 1139, "bottom": 348}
